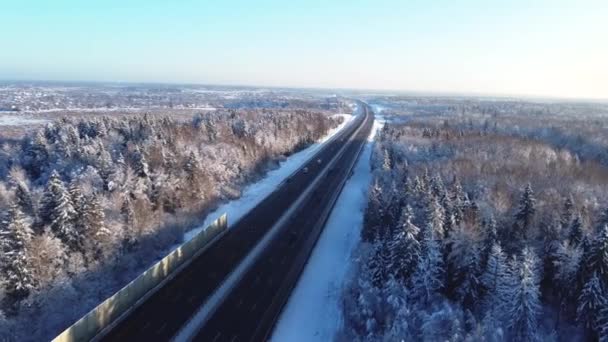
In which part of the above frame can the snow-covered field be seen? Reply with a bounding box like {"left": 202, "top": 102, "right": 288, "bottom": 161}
{"left": 182, "top": 112, "right": 356, "bottom": 242}
{"left": 17, "top": 106, "right": 216, "bottom": 113}
{"left": 0, "top": 115, "right": 48, "bottom": 126}
{"left": 271, "top": 114, "right": 385, "bottom": 341}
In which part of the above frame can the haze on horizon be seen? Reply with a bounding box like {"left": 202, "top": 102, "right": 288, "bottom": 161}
{"left": 1, "top": 0, "right": 607, "bottom": 100}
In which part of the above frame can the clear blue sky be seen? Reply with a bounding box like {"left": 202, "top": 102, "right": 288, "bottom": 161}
{"left": 1, "top": 0, "right": 607, "bottom": 99}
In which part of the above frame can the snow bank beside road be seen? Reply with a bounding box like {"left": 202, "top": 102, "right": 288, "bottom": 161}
{"left": 271, "top": 115, "right": 385, "bottom": 342}
{"left": 182, "top": 112, "right": 356, "bottom": 242}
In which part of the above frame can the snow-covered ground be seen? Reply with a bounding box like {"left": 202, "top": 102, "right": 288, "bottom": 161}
{"left": 271, "top": 114, "right": 385, "bottom": 341}
{"left": 182, "top": 112, "right": 356, "bottom": 242}
{"left": 0, "top": 115, "right": 48, "bottom": 126}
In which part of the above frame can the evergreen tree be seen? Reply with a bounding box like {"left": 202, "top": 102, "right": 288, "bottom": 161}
{"left": 68, "top": 181, "right": 87, "bottom": 251}
{"left": 13, "top": 181, "right": 33, "bottom": 215}
{"left": 411, "top": 235, "right": 444, "bottom": 305}
{"left": 68, "top": 181, "right": 85, "bottom": 212}
{"left": 412, "top": 176, "right": 426, "bottom": 194}
{"left": 121, "top": 194, "right": 135, "bottom": 227}
{"left": 577, "top": 272, "right": 607, "bottom": 333}
{"left": 369, "top": 238, "right": 392, "bottom": 288}
{"left": 456, "top": 243, "right": 482, "bottom": 309}
{"left": 426, "top": 196, "right": 445, "bottom": 239}
{"left": 480, "top": 216, "right": 498, "bottom": 268}
{"left": 39, "top": 171, "right": 78, "bottom": 250}
{"left": 450, "top": 178, "right": 467, "bottom": 225}
{"left": 120, "top": 194, "right": 137, "bottom": 251}
{"left": 0, "top": 205, "right": 35, "bottom": 300}
{"left": 553, "top": 241, "right": 583, "bottom": 322}
{"left": 598, "top": 302, "right": 608, "bottom": 342}
{"left": 561, "top": 196, "right": 574, "bottom": 230}
{"left": 598, "top": 208, "right": 608, "bottom": 235}
{"left": 24, "top": 130, "right": 49, "bottom": 178}
{"left": 184, "top": 150, "right": 201, "bottom": 176}
{"left": 184, "top": 151, "right": 205, "bottom": 201}
{"left": 481, "top": 243, "right": 508, "bottom": 310}
{"left": 585, "top": 225, "right": 608, "bottom": 286}
{"left": 541, "top": 218, "right": 564, "bottom": 299}
{"left": 421, "top": 168, "right": 430, "bottom": 186}
{"left": 569, "top": 216, "right": 584, "bottom": 246}
{"left": 429, "top": 174, "right": 445, "bottom": 199}
{"left": 362, "top": 180, "right": 383, "bottom": 242}
{"left": 514, "top": 183, "right": 536, "bottom": 241}
{"left": 97, "top": 148, "right": 114, "bottom": 191}
{"left": 133, "top": 146, "right": 149, "bottom": 178}
{"left": 389, "top": 206, "right": 420, "bottom": 283}
{"left": 160, "top": 145, "right": 172, "bottom": 171}
{"left": 440, "top": 192, "right": 456, "bottom": 239}
{"left": 503, "top": 247, "right": 542, "bottom": 342}
{"left": 382, "top": 147, "right": 392, "bottom": 171}
{"left": 447, "top": 227, "right": 482, "bottom": 308}
{"left": 82, "top": 194, "right": 109, "bottom": 260}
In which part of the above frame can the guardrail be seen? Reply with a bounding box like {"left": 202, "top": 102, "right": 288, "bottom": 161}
{"left": 52, "top": 214, "right": 228, "bottom": 342}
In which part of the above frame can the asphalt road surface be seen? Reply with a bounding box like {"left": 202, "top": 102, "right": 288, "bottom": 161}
{"left": 98, "top": 104, "right": 372, "bottom": 341}
{"left": 190, "top": 105, "right": 374, "bottom": 342}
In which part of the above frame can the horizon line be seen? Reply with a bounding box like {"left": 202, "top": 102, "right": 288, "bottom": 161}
{"left": 1, "top": 77, "right": 607, "bottom": 105}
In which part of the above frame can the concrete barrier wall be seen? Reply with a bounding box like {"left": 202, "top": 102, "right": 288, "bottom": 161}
{"left": 53, "top": 214, "right": 228, "bottom": 342}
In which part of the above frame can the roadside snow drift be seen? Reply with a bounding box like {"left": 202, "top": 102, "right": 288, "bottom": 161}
{"left": 271, "top": 115, "right": 385, "bottom": 341}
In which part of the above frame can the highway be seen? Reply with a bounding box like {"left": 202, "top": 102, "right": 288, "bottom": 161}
{"left": 97, "top": 103, "right": 373, "bottom": 341}
{"left": 187, "top": 104, "right": 373, "bottom": 341}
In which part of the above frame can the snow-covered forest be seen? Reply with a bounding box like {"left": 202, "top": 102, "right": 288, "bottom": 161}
{"left": 339, "top": 101, "right": 608, "bottom": 341}
{"left": 0, "top": 109, "right": 340, "bottom": 340}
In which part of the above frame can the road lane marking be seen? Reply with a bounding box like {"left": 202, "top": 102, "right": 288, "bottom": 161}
{"left": 173, "top": 109, "right": 370, "bottom": 342}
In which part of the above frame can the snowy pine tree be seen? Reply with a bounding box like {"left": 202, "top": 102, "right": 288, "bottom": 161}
{"left": 540, "top": 218, "right": 564, "bottom": 300}
{"left": 24, "top": 130, "right": 49, "bottom": 178}
{"left": 447, "top": 226, "right": 482, "bottom": 308}
{"left": 440, "top": 192, "right": 456, "bottom": 239}
{"left": 585, "top": 225, "right": 608, "bottom": 286}
{"left": 362, "top": 180, "right": 383, "bottom": 242}
{"left": 598, "top": 301, "right": 608, "bottom": 342}
{"left": 481, "top": 216, "right": 498, "bottom": 268}
{"left": 389, "top": 206, "right": 420, "bottom": 283}
{"left": 503, "top": 247, "right": 542, "bottom": 342}
{"left": 81, "top": 194, "right": 110, "bottom": 260}
{"left": 577, "top": 272, "right": 607, "bottom": 333}
{"left": 514, "top": 183, "right": 536, "bottom": 241}
{"left": 369, "top": 237, "right": 393, "bottom": 289}
{"left": 97, "top": 148, "right": 114, "bottom": 191}
{"left": 0, "top": 204, "right": 35, "bottom": 300}
{"left": 553, "top": 241, "right": 583, "bottom": 321}
{"left": 450, "top": 178, "right": 467, "bottom": 226}
{"left": 481, "top": 243, "right": 508, "bottom": 312}
{"left": 426, "top": 196, "right": 445, "bottom": 239}
{"left": 561, "top": 196, "right": 574, "bottom": 230}
{"left": 68, "top": 181, "right": 85, "bottom": 213}
{"left": 120, "top": 193, "right": 137, "bottom": 251}
{"left": 39, "top": 171, "right": 78, "bottom": 250}
{"left": 13, "top": 181, "right": 34, "bottom": 215}
{"left": 132, "top": 146, "right": 149, "bottom": 178}
{"left": 569, "top": 216, "right": 584, "bottom": 246}
{"left": 184, "top": 151, "right": 205, "bottom": 201}
{"left": 382, "top": 147, "right": 392, "bottom": 171}
{"left": 597, "top": 208, "right": 608, "bottom": 235}
{"left": 411, "top": 235, "right": 444, "bottom": 305}
{"left": 429, "top": 174, "right": 445, "bottom": 199}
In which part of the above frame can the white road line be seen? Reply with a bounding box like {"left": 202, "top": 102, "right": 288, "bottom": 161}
{"left": 172, "top": 110, "right": 369, "bottom": 342}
